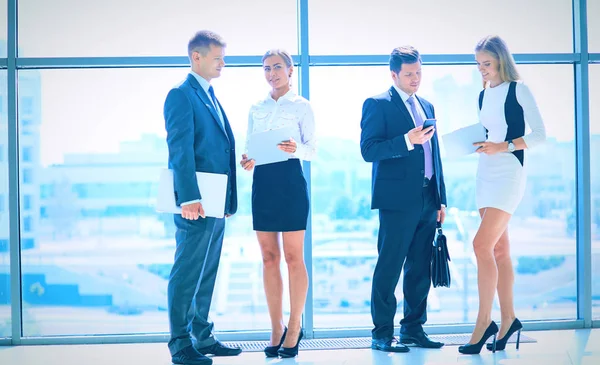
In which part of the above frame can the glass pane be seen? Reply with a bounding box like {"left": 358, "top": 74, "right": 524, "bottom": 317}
{"left": 591, "top": 65, "right": 600, "bottom": 318}
{"left": 17, "top": 0, "right": 297, "bottom": 57}
{"left": 309, "top": 0, "right": 572, "bottom": 55}
{"left": 590, "top": 0, "right": 600, "bottom": 52}
{"left": 310, "top": 64, "right": 576, "bottom": 329}
{"left": 0, "top": 70, "right": 9, "bottom": 338}
{"left": 18, "top": 66, "right": 294, "bottom": 336}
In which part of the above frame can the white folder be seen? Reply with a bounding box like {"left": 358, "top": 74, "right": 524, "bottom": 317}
{"left": 441, "top": 123, "right": 487, "bottom": 159}
{"left": 247, "top": 126, "right": 295, "bottom": 166}
{"left": 156, "top": 169, "right": 228, "bottom": 218}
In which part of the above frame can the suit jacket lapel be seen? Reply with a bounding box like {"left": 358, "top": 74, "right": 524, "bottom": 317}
{"left": 415, "top": 95, "right": 432, "bottom": 119}
{"left": 187, "top": 74, "right": 229, "bottom": 138}
{"left": 388, "top": 87, "right": 414, "bottom": 129}
{"left": 216, "top": 99, "right": 233, "bottom": 144}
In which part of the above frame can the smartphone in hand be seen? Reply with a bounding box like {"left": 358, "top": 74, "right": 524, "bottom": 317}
{"left": 423, "top": 118, "right": 436, "bottom": 133}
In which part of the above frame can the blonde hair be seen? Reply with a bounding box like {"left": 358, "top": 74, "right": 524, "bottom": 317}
{"left": 475, "top": 35, "right": 520, "bottom": 88}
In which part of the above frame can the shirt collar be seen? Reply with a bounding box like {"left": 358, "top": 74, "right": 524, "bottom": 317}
{"left": 267, "top": 89, "right": 296, "bottom": 102}
{"left": 392, "top": 84, "right": 416, "bottom": 104}
{"left": 190, "top": 70, "right": 211, "bottom": 94}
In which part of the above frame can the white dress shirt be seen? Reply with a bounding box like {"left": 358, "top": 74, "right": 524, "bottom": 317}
{"left": 245, "top": 90, "right": 316, "bottom": 161}
{"left": 393, "top": 85, "right": 430, "bottom": 152}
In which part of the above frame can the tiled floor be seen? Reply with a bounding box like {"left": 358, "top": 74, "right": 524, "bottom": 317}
{"left": 0, "top": 329, "right": 598, "bottom": 365}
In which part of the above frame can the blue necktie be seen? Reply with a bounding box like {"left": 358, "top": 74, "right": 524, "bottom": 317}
{"left": 208, "top": 85, "right": 217, "bottom": 107}
{"left": 208, "top": 85, "right": 224, "bottom": 127}
{"left": 407, "top": 96, "right": 433, "bottom": 179}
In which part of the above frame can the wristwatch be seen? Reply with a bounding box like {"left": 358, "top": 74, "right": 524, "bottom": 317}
{"left": 507, "top": 140, "right": 516, "bottom": 153}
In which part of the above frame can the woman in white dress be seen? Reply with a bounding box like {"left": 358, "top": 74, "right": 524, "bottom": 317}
{"left": 239, "top": 49, "right": 316, "bottom": 358}
{"left": 459, "top": 35, "right": 546, "bottom": 355}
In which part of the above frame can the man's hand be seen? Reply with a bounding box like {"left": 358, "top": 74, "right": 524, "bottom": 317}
{"left": 473, "top": 141, "right": 506, "bottom": 155}
{"left": 181, "top": 202, "right": 205, "bottom": 220}
{"left": 240, "top": 154, "right": 256, "bottom": 171}
{"left": 437, "top": 205, "right": 446, "bottom": 224}
{"left": 407, "top": 125, "right": 435, "bottom": 145}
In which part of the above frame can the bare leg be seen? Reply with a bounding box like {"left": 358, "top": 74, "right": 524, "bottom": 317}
{"left": 469, "top": 208, "right": 512, "bottom": 344}
{"left": 494, "top": 228, "right": 517, "bottom": 339}
{"left": 281, "top": 230, "right": 308, "bottom": 348}
{"left": 256, "top": 231, "right": 285, "bottom": 345}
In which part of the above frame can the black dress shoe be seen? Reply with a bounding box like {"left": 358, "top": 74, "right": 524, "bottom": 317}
{"left": 196, "top": 341, "right": 242, "bottom": 357}
{"left": 400, "top": 331, "right": 444, "bottom": 348}
{"left": 172, "top": 346, "right": 213, "bottom": 365}
{"left": 371, "top": 337, "right": 410, "bottom": 353}
{"left": 264, "top": 327, "right": 287, "bottom": 357}
{"left": 487, "top": 318, "right": 523, "bottom": 351}
{"left": 278, "top": 328, "right": 304, "bottom": 358}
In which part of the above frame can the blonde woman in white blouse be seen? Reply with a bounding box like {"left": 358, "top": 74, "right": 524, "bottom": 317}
{"left": 459, "top": 35, "right": 546, "bottom": 355}
{"left": 240, "top": 49, "right": 315, "bottom": 358}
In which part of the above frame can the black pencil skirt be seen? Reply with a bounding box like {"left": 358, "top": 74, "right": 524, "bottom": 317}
{"left": 251, "top": 158, "right": 309, "bottom": 232}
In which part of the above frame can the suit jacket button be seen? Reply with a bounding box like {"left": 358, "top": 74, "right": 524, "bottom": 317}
{"left": 225, "top": 149, "right": 229, "bottom": 153}
{"left": 420, "top": 149, "right": 423, "bottom": 153}
{"left": 421, "top": 170, "right": 425, "bottom": 174}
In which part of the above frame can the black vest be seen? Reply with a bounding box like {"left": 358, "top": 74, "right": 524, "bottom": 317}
{"left": 478, "top": 81, "right": 525, "bottom": 166}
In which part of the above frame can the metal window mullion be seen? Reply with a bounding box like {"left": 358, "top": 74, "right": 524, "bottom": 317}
{"left": 16, "top": 56, "right": 267, "bottom": 69}
{"left": 298, "top": 0, "right": 314, "bottom": 339}
{"left": 12, "top": 54, "right": 578, "bottom": 70}
{"left": 307, "top": 53, "right": 578, "bottom": 66}
{"left": 7, "top": 0, "right": 23, "bottom": 345}
{"left": 573, "top": 0, "right": 592, "bottom": 328}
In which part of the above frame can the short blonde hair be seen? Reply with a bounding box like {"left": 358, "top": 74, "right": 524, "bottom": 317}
{"left": 475, "top": 35, "right": 520, "bottom": 87}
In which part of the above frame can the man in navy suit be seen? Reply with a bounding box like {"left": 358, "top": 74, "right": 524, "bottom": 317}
{"left": 164, "top": 30, "right": 240, "bottom": 365}
{"left": 360, "top": 46, "right": 447, "bottom": 353}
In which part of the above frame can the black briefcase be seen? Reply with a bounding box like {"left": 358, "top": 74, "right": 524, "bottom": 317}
{"left": 431, "top": 222, "right": 451, "bottom": 288}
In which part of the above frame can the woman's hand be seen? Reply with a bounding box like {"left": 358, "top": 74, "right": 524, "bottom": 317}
{"left": 473, "top": 141, "right": 507, "bottom": 155}
{"left": 278, "top": 137, "right": 297, "bottom": 154}
{"left": 240, "top": 154, "right": 255, "bottom": 171}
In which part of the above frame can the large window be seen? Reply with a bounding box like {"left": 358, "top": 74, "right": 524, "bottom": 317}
{"left": 309, "top": 0, "right": 572, "bottom": 55}
{"left": 17, "top": 0, "right": 298, "bottom": 57}
{"left": 0, "top": 0, "right": 597, "bottom": 342}
{"left": 1, "top": 70, "right": 10, "bottom": 338}
{"left": 591, "top": 65, "right": 600, "bottom": 319}
{"left": 310, "top": 64, "right": 576, "bottom": 328}
{"left": 17, "top": 67, "right": 297, "bottom": 336}
{"left": 590, "top": 0, "right": 600, "bottom": 52}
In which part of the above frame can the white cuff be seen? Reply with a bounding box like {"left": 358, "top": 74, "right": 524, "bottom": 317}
{"left": 181, "top": 199, "right": 201, "bottom": 206}
{"left": 404, "top": 133, "right": 414, "bottom": 151}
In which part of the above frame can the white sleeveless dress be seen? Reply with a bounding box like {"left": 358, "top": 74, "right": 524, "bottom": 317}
{"left": 476, "top": 81, "right": 546, "bottom": 214}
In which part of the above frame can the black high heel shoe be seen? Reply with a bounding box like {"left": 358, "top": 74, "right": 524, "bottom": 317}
{"left": 487, "top": 318, "right": 522, "bottom": 351}
{"left": 277, "top": 328, "right": 303, "bottom": 358}
{"left": 264, "top": 327, "right": 287, "bottom": 357}
{"left": 459, "top": 321, "right": 499, "bottom": 355}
